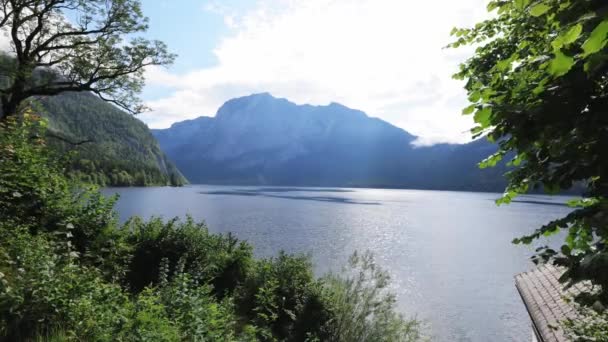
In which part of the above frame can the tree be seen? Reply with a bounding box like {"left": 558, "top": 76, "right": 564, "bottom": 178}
{"left": 450, "top": 0, "right": 608, "bottom": 302}
{"left": 0, "top": 0, "right": 175, "bottom": 118}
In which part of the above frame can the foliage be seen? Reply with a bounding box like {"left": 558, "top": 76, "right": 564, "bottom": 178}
{"left": 450, "top": 0, "right": 608, "bottom": 301}
{"left": 0, "top": 112, "right": 131, "bottom": 281}
{"left": 0, "top": 0, "right": 175, "bottom": 117}
{"left": 0, "top": 112, "right": 423, "bottom": 341}
{"left": 320, "top": 252, "right": 424, "bottom": 342}
{"left": 237, "top": 252, "right": 332, "bottom": 341}
{"left": 0, "top": 110, "right": 71, "bottom": 228}
{"left": 563, "top": 305, "right": 608, "bottom": 342}
{"left": 1, "top": 225, "right": 130, "bottom": 341}
{"left": 158, "top": 270, "right": 240, "bottom": 341}
{"left": 124, "top": 216, "right": 252, "bottom": 294}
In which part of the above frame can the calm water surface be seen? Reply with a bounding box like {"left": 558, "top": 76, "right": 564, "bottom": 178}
{"left": 104, "top": 185, "right": 571, "bottom": 342}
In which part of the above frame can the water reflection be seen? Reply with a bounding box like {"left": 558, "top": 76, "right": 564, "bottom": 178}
{"left": 201, "top": 188, "right": 379, "bottom": 205}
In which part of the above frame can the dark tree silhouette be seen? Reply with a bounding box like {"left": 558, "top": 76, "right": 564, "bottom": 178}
{"left": 0, "top": 0, "right": 175, "bottom": 118}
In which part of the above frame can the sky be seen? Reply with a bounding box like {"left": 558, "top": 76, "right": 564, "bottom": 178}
{"left": 2, "top": 0, "right": 492, "bottom": 145}
{"left": 137, "top": 0, "right": 492, "bottom": 145}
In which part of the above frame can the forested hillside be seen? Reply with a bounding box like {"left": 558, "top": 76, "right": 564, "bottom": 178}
{"left": 37, "top": 92, "right": 186, "bottom": 187}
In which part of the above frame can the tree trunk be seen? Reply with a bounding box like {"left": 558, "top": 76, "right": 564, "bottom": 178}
{"left": 1, "top": 97, "right": 20, "bottom": 120}
{"left": 1, "top": 76, "right": 27, "bottom": 120}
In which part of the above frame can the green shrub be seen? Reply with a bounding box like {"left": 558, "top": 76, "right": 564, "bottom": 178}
{"left": 563, "top": 305, "right": 608, "bottom": 342}
{"left": 0, "top": 224, "right": 130, "bottom": 341}
{"left": 1, "top": 225, "right": 210, "bottom": 342}
{"left": 121, "top": 289, "right": 181, "bottom": 342}
{"left": 0, "top": 114, "right": 130, "bottom": 283}
{"left": 159, "top": 270, "right": 238, "bottom": 341}
{"left": 124, "top": 216, "right": 253, "bottom": 295}
{"left": 0, "top": 113, "right": 73, "bottom": 230}
{"left": 320, "top": 252, "right": 424, "bottom": 342}
{"left": 238, "top": 252, "right": 332, "bottom": 341}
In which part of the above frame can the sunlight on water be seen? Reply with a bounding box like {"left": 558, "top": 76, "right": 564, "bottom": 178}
{"left": 105, "top": 186, "right": 571, "bottom": 342}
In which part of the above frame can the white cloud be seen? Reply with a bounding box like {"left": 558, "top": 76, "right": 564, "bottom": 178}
{"left": 140, "top": 0, "right": 491, "bottom": 144}
{"left": 0, "top": 32, "right": 12, "bottom": 52}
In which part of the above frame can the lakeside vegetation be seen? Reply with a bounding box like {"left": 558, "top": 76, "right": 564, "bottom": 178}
{"left": 452, "top": 0, "right": 608, "bottom": 337}
{"left": 0, "top": 114, "right": 423, "bottom": 341}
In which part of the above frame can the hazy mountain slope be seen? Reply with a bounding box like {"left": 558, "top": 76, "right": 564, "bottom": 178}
{"left": 38, "top": 92, "right": 187, "bottom": 186}
{"left": 153, "top": 93, "right": 506, "bottom": 191}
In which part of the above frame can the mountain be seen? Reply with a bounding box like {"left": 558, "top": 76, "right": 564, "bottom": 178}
{"left": 153, "top": 93, "right": 506, "bottom": 191}
{"left": 37, "top": 92, "right": 187, "bottom": 187}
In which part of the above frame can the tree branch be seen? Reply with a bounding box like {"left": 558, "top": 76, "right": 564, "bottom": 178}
{"left": 0, "top": 0, "right": 174, "bottom": 118}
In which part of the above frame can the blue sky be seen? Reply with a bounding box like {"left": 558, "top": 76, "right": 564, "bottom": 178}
{"left": 0, "top": 0, "right": 491, "bottom": 145}
{"left": 140, "top": 0, "right": 256, "bottom": 74}
{"left": 138, "top": 0, "right": 257, "bottom": 99}
{"left": 136, "top": 0, "right": 493, "bottom": 145}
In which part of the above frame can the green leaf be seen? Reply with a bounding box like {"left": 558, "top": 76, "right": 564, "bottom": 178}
{"left": 473, "top": 107, "right": 492, "bottom": 127}
{"left": 552, "top": 24, "right": 582, "bottom": 50}
{"left": 562, "top": 24, "right": 582, "bottom": 45}
{"left": 529, "top": 3, "right": 550, "bottom": 17}
{"left": 543, "top": 227, "right": 559, "bottom": 237}
{"left": 496, "top": 59, "right": 512, "bottom": 71}
{"left": 508, "top": 153, "right": 526, "bottom": 167}
{"left": 497, "top": 189, "right": 518, "bottom": 205}
{"left": 487, "top": 1, "right": 499, "bottom": 12}
{"left": 566, "top": 233, "right": 575, "bottom": 248}
{"left": 559, "top": 1, "right": 572, "bottom": 10}
{"left": 498, "top": 3, "right": 510, "bottom": 14}
{"left": 549, "top": 50, "right": 575, "bottom": 76}
{"left": 515, "top": 0, "right": 530, "bottom": 10}
{"left": 468, "top": 91, "right": 481, "bottom": 102}
{"left": 532, "top": 78, "right": 548, "bottom": 95}
{"left": 462, "top": 104, "right": 476, "bottom": 115}
{"left": 471, "top": 126, "right": 487, "bottom": 138}
{"left": 582, "top": 20, "right": 608, "bottom": 57}
{"left": 566, "top": 197, "right": 600, "bottom": 208}
{"left": 479, "top": 152, "right": 504, "bottom": 169}
{"left": 481, "top": 88, "right": 497, "bottom": 101}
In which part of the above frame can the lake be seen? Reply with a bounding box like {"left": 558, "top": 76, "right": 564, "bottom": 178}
{"left": 104, "top": 185, "right": 571, "bottom": 342}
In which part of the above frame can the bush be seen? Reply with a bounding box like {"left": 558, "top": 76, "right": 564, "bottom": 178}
{"left": 563, "top": 305, "right": 608, "bottom": 342}
{"left": 320, "top": 252, "right": 424, "bottom": 342}
{"left": 158, "top": 269, "right": 239, "bottom": 341}
{"left": 0, "top": 224, "right": 131, "bottom": 341}
{"left": 0, "top": 113, "right": 73, "bottom": 230}
{"left": 0, "top": 113, "right": 130, "bottom": 283}
{"left": 124, "top": 216, "right": 253, "bottom": 295}
{"left": 120, "top": 289, "right": 181, "bottom": 342}
{"left": 238, "top": 252, "right": 332, "bottom": 341}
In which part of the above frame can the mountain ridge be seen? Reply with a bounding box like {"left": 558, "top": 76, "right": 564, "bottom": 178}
{"left": 153, "top": 93, "right": 506, "bottom": 191}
